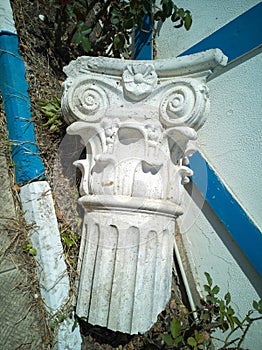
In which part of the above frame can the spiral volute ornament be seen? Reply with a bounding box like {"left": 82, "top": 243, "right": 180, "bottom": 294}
{"left": 159, "top": 79, "right": 209, "bottom": 130}
{"left": 62, "top": 79, "right": 109, "bottom": 124}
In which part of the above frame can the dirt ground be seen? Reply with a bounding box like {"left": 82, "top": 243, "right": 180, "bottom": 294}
{"left": 8, "top": 1, "right": 191, "bottom": 349}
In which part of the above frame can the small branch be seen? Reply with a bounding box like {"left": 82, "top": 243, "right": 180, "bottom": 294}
{"left": 218, "top": 337, "right": 240, "bottom": 349}
{"left": 237, "top": 315, "right": 262, "bottom": 348}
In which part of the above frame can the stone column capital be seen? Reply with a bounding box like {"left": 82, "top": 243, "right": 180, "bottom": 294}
{"left": 61, "top": 49, "right": 227, "bottom": 334}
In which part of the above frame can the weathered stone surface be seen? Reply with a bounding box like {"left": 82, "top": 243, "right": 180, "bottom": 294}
{"left": 54, "top": 318, "right": 82, "bottom": 350}
{"left": 61, "top": 50, "right": 227, "bottom": 334}
{"left": 20, "top": 181, "right": 70, "bottom": 313}
{"left": 20, "top": 181, "right": 82, "bottom": 349}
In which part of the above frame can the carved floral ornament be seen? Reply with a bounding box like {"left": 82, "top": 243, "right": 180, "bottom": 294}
{"left": 122, "top": 63, "right": 157, "bottom": 100}
{"left": 61, "top": 49, "right": 227, "bottom": 334}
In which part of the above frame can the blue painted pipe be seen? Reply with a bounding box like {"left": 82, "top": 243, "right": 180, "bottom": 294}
{"left": 0, "top": 33, "right": 45, "bottom": 184}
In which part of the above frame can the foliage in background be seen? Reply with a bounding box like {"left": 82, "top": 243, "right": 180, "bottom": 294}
{"left": 163, "top": 272, "right": 262, "bottom": 349}
{"left": 48, "top": 0, "right": 192, "bottom": 62}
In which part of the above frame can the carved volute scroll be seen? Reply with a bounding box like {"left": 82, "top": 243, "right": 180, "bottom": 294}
{"left": 61, "top": 49, "right": 227, "bottom": 334}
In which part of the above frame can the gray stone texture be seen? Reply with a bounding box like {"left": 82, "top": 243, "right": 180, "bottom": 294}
{"left": 0, "top": 155, "right": 43, "bottom": 350}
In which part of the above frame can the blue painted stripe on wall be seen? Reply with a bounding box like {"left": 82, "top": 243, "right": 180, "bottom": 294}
{"left": 190, "top": 151, "right": 262, "bottom": 276}
{"left": 0, "top": 34, "right": 45, "bottom": 184}
{"left": 134, "top": 14, "right": 153, "bottom": 60}
{"left": 179, "top": 3, "right": 262, "bottom": 62}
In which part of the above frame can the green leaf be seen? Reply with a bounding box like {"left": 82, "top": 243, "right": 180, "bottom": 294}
{"left": 187, "top": 337, "right": 197, "bottom": 346}
{"left": 204, "top": 272, "right": 213, "bottom": 287}
{"left": 219, "top": 300, "right": 226, "bottom": 312}
{"left": 29, "top": 247, "right": 37, "bottom": 256}
{"left": 129, "top": 8, "right": 137, "bottom": 15}
{"left": 224, "top": 292, "right": 231, "bottom": 305}
{"left": 170, "top": 317, "right": 181, "bottom": 339}
{"left": 39, "top": 101, "right": 60, "bottom": 112}
{"left": 162, "top": 0, "right": 173, "bottom": 18}
{"left": 111, "top": 8, "right": 121, "bottom": 16}
{"left": 232, "top": 316, "right": 243, "bottom": 328}
{"left": 252, "top": 299, "right": 262, "bottom": 313}
{"left": 227, "top": 305, "right": 235, "bottom": 316}
{"left": 52, "top": 96, "right": 61, "bottom": 107}
{"left": 206, "top": 295, "right": 216, "bottom": 303}
{"left": 24, "top": 243, "right": 37, "bottom": 256}
{"left": 43, "top": 114, "right": 59, "bottom": 127}
{"left": 49, "top": 124, "right": 58, "bottom": 132}
{"left": 184, "top": 12, "right": 192, "bottom": 30}
{"left": 72, "top": 31, "right": 82, "bottom": 44}
{"left": 81, "top": 27, "right": 91, "bottom": 35}
{"left": 211, "top": 285, "right": 220, "bottom": 295}
{"left": 194, "top": 330, "right": 203, "bottom": 343}
{"left": 253, "top": 300, "right": 259, "bottom": 310}
{"left": 81, "top": 36, "right": 91, "bottom": 52}
{"left": 162, "top": 333, "right": 174, "bottom": 346}
{"left": 114, "top": 33, "right": 125, "bottom": 50}
{"left": 174, "top": 335, "right": 184, "bottom": 347}
{"left": 204, "top": 284, "right": 211, "bottom": 293}
{"left": 226, "top": 314, "right": 235, "bottom": 330}
{"left": 111, "top": 16, "right": 120, "bottom": 25}
{"left": 64, "top": 236, "right": 74, "bottom": 248}
{"left": 177, "top": 8, "right": 185, "bottom": 17}
{"left": 72, "top": 318, "right": 78, "bottom": 332}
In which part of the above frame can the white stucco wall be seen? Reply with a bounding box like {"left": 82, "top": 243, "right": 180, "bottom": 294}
{"left": 178, "top": 189, "right": 262, "bottom": 349}
{"left": 156, "top": 0, "right": 259, "bottom": 58}
{"left": 156, "top": 1, "right": 262, "bottom": 230}
{"left": 199, "top": 52, "right": 262, "bottom": 230}
{"left": 156, "top": 1, "right": 262, "bottom": 348}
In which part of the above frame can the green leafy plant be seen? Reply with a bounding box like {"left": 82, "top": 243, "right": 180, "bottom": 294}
{"left": 59, "top": 223, "right": 80, "bottom": 266}
{"left": 23, "top": 243, "right": 37, "bottom": 256}
{"left": 38, "top": 97, "right": 62, "bottom": 132}
{"left": 51, "top": 0, "right": 192, "bottom": 60}
{"left": 49, "top": 312, "right": 68, "bottom": 332}
{"left": 162, "top": 272, "right": 262, "bottom": 349}
{"left": 60, "top": 230, "right": 78, "bottom": 251}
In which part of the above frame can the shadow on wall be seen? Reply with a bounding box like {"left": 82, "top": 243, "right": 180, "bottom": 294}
{"left": 185, "top": 182, "right": 262, "bottom": 297}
